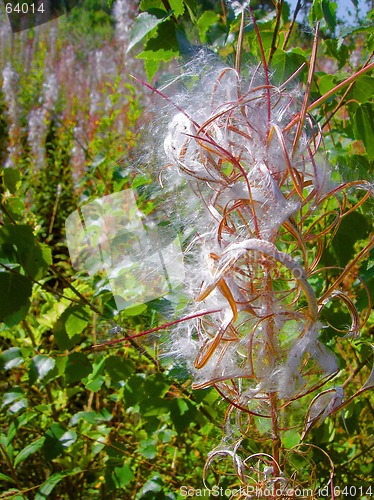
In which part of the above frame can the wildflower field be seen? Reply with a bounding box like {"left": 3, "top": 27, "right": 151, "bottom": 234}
{"left": 0, "top": 0, "right": 373, "bottom": 498}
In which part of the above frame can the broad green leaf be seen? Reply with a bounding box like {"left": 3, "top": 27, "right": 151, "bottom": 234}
{"left": 123, "top": 302, "right": 148, "bottom": 316}
{"left": 24, "top": 243, "right": 52, "bottom": 280}
{"left": 43, "top": 423, "right": 77, "bottom": 460}
{"left": 321, "top": 0, "right": 337, "bottom": 32}
{"left": 29, "top": 355, "right": 56, "bottom": 384}
{"left": 64, "top": 306, "right": 89, "bottom": 338}
{"left": 0, "top": 225, "right": 49, "bottom": 280}
{"left": 14, "top": 437, "right": 45, "bottom": 467}
{"left": 169, "top": 398, "right": 196, "bottom": 433}
{"left": 349, "top": 76, "right": 374, "bottom": 104}
{"left": 3, "top": 168, "right": 21, "bottom": 194}
{"left": 138, "top": 19, "right": 179, "bottom": 65}
{"left": 84, "top": 356, "right": 105, "bottom": 391}
{"left": 169, "top": 0, "right": 184, "bottom": 17}
{"left": 137, "top": 438, "right": 157, "bottom": 459}
{"left": 2, "top": 198, "right": 26, "bottom": 220}
{"left": 65, "top": 352, "right": 92, "bottom": 384}
{"left": 1, "top": 388, "right": 27, "bottom": 415}
{"left": 140, "top": 0, "right": 164, "bottom": 9}
{"left": 323, "top": 39, "right": 348, "bottom": 69}
{"left": 159, "top": 429, "right": 176, "bottom": 444}
{"left": 135, "top": 474, "right": 163, "bottom": 499}
{"left": 140, "top": 397, "right": 171, "bottom": 416}
{"left": 127, "top": 11, "right": 171, "bottom": 53}
{"left": 309, "top": 0, "right": 323, "bottom": 23}
{"left": 318, "top": 73, "right": 336, "bottom": 95}
{"left": 197, "top": 11, "right": 219, "bottom": 43}
{"left": 112, "top": 461, "right": 135, "bottom": 488}
{"left": 353, "top": 103, "right": 374, "bottom": 160}
{"left": 332, "top": 212, "right": 370, "bottom": 267}
{"left": 85, "top": 375, "right": 104, "bottom": 392}
{"left": 0, "top": 272, "right": 32, "bottom": 325}
{"left": 282, "top": 430, "right": 300, "bottom": 449}
{"left": 105, "top": 355, "right": 135, "bottom": 383}
{"left": 7, "top": 411, "right": 38, "bottom": 445}
{"left": 271, "top": 49, "right": 306, "bottom": 85}
{"left": 138, "top": 47, "right": 177, "bottom": 61}
{"left": 34, "top": 468, "right": 81, "bottom": 500}
{"left": 53, "top": 317, "right": 82, "bottom": 350}
{"left": 144, "top": 373, "right": 170, "bottom": 398}
{"left": 123, "top": 373, "right": 146, "bottom": 406}
{"left": 0, "top": 348, "right": 23, "bottom": 370}
{"left": 69, "top": 409, "right": 113, "bottom": 426}
{"left": 0, "top": 224, "right": 34, "bottom": 260}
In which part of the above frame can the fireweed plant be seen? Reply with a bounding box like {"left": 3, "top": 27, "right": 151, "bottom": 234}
{"left": 97, "top": 27, "right": 374, "bottom": 498}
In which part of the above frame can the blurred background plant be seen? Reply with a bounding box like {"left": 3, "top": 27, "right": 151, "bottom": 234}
{"left": 0, "top": 0, "right": 373, "bottom": 498}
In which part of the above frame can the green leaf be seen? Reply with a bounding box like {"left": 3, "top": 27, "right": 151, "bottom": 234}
{"left": 69, "top": 409, "right": 113, "bottom": 425}
{"left": 349, "top": 76, "right": 374, "bottom": 104}
{"left": 14, "top": 437, "right": 45, "bottom": 467}
{"left": 34, "top": 468, "right": 81, "bottom": 500}
{"left": 105, "top": 355, "right": 135, "bottom": 383}
{"left": 353, "top": 103, "right": 374, "bottom": 160}
{"left": 123, "top": 303, "right": 148, "bottom": 316}
{"left": 140, "top": 398, "right": 171, "bottom": 416}
{"left": 282, "top": 430, "right": 300, "bottom": 449}
{"left": 169, "top": 398, "right": 196, "bottom": 433}
{"left": 318, "top": 73, "right": 336, "bottom": 95}
{"left": 2, "top": 198, "right": 26, "bottom": 220}
{"left": 323, "top": 40, "right": 348, "bottom": 70}
{"left": 0, "top": 272, "right": 32, "bottom": 325}
{"left": 197, "top": 11, "right": 220, "bottom": 43}
{"left": 1, "top": 387, "right": 27, "bottom": 415}
{"left": 309, "top": 0, "right": 323, "bottom": 23}
{"left": 29, "top": 355, "right": 56, "bottom": 384}
{"left": 127, "top": 11, "right": 171, "bottom": 52}
{"left": 112, "top": 461, "right": 135, "bottom": 488}
{"left": 53, "top": 316, "right": 82, "bottom": 351}
{"left": 138, "top": 20, "right": 179, "bottom": 64}
{"left": 3, "top": 168, "right": 21, "bottom": 194}
{"left": 24, "top": 243, "right": 52, "bottom": 280}
{"left": 64, "top": 306, "right": 89, "bottom": 338}
{"left": 0, "top": 225, "right": 49, "bottom": 280}
{"left": 0, "top": 472, "right": 15, "bottom": 483}
{"left": 123, "top": 373, "right": 146, "bottom": 406}
{"left": 331, "top": 212, "right": 370, "bottom": 267}
{"left": 271, "top": 49, "right": 307, "bottom": 85}
{"left": 321, "top": 0, "right": 337, "bottom": 32}
{"left": 144, "top": 58, "right": 160, "bottom": 80}
{"left": 65, "top": 352, "right": 92, "bottom": 384}
{"left": 43, "top": 423, "right": 77, "bottom": 460}
{"left": 135, "top": 474, "right": 163, "bottom": 499}
{"left": 137, "top": 438, "right": 157, "bottom": 459}
{"left": 140, "top": 0, "right": 164, "bottom": 9}
{"left": 0, "top": 348, "right": 24, "bottom": 370}
{"left": 169, "top": 0, "right": 184, "bottom": 17}
{"left": 0, "top": 224, "right": 34, "bottom": 259}
{"left": 144, "top": 373, "right": 170, "bottom": 398}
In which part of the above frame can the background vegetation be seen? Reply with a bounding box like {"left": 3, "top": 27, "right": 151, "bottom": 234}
{"left": 0, "top": 0, "right": 373, "bottom": 498}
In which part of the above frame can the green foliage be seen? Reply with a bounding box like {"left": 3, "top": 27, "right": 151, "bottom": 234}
{"left": 0, "top": 0, "right": 373, "bottom": 497}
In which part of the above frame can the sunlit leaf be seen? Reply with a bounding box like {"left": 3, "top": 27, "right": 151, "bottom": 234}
{"left": 0, "top": 348, "right": 24, "bottom": 370}
{"left": 128, "top": 11, "right": 171, "bottom": 53}
{"left": 14, "top": 437, "right": 45, "bottom": 467}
